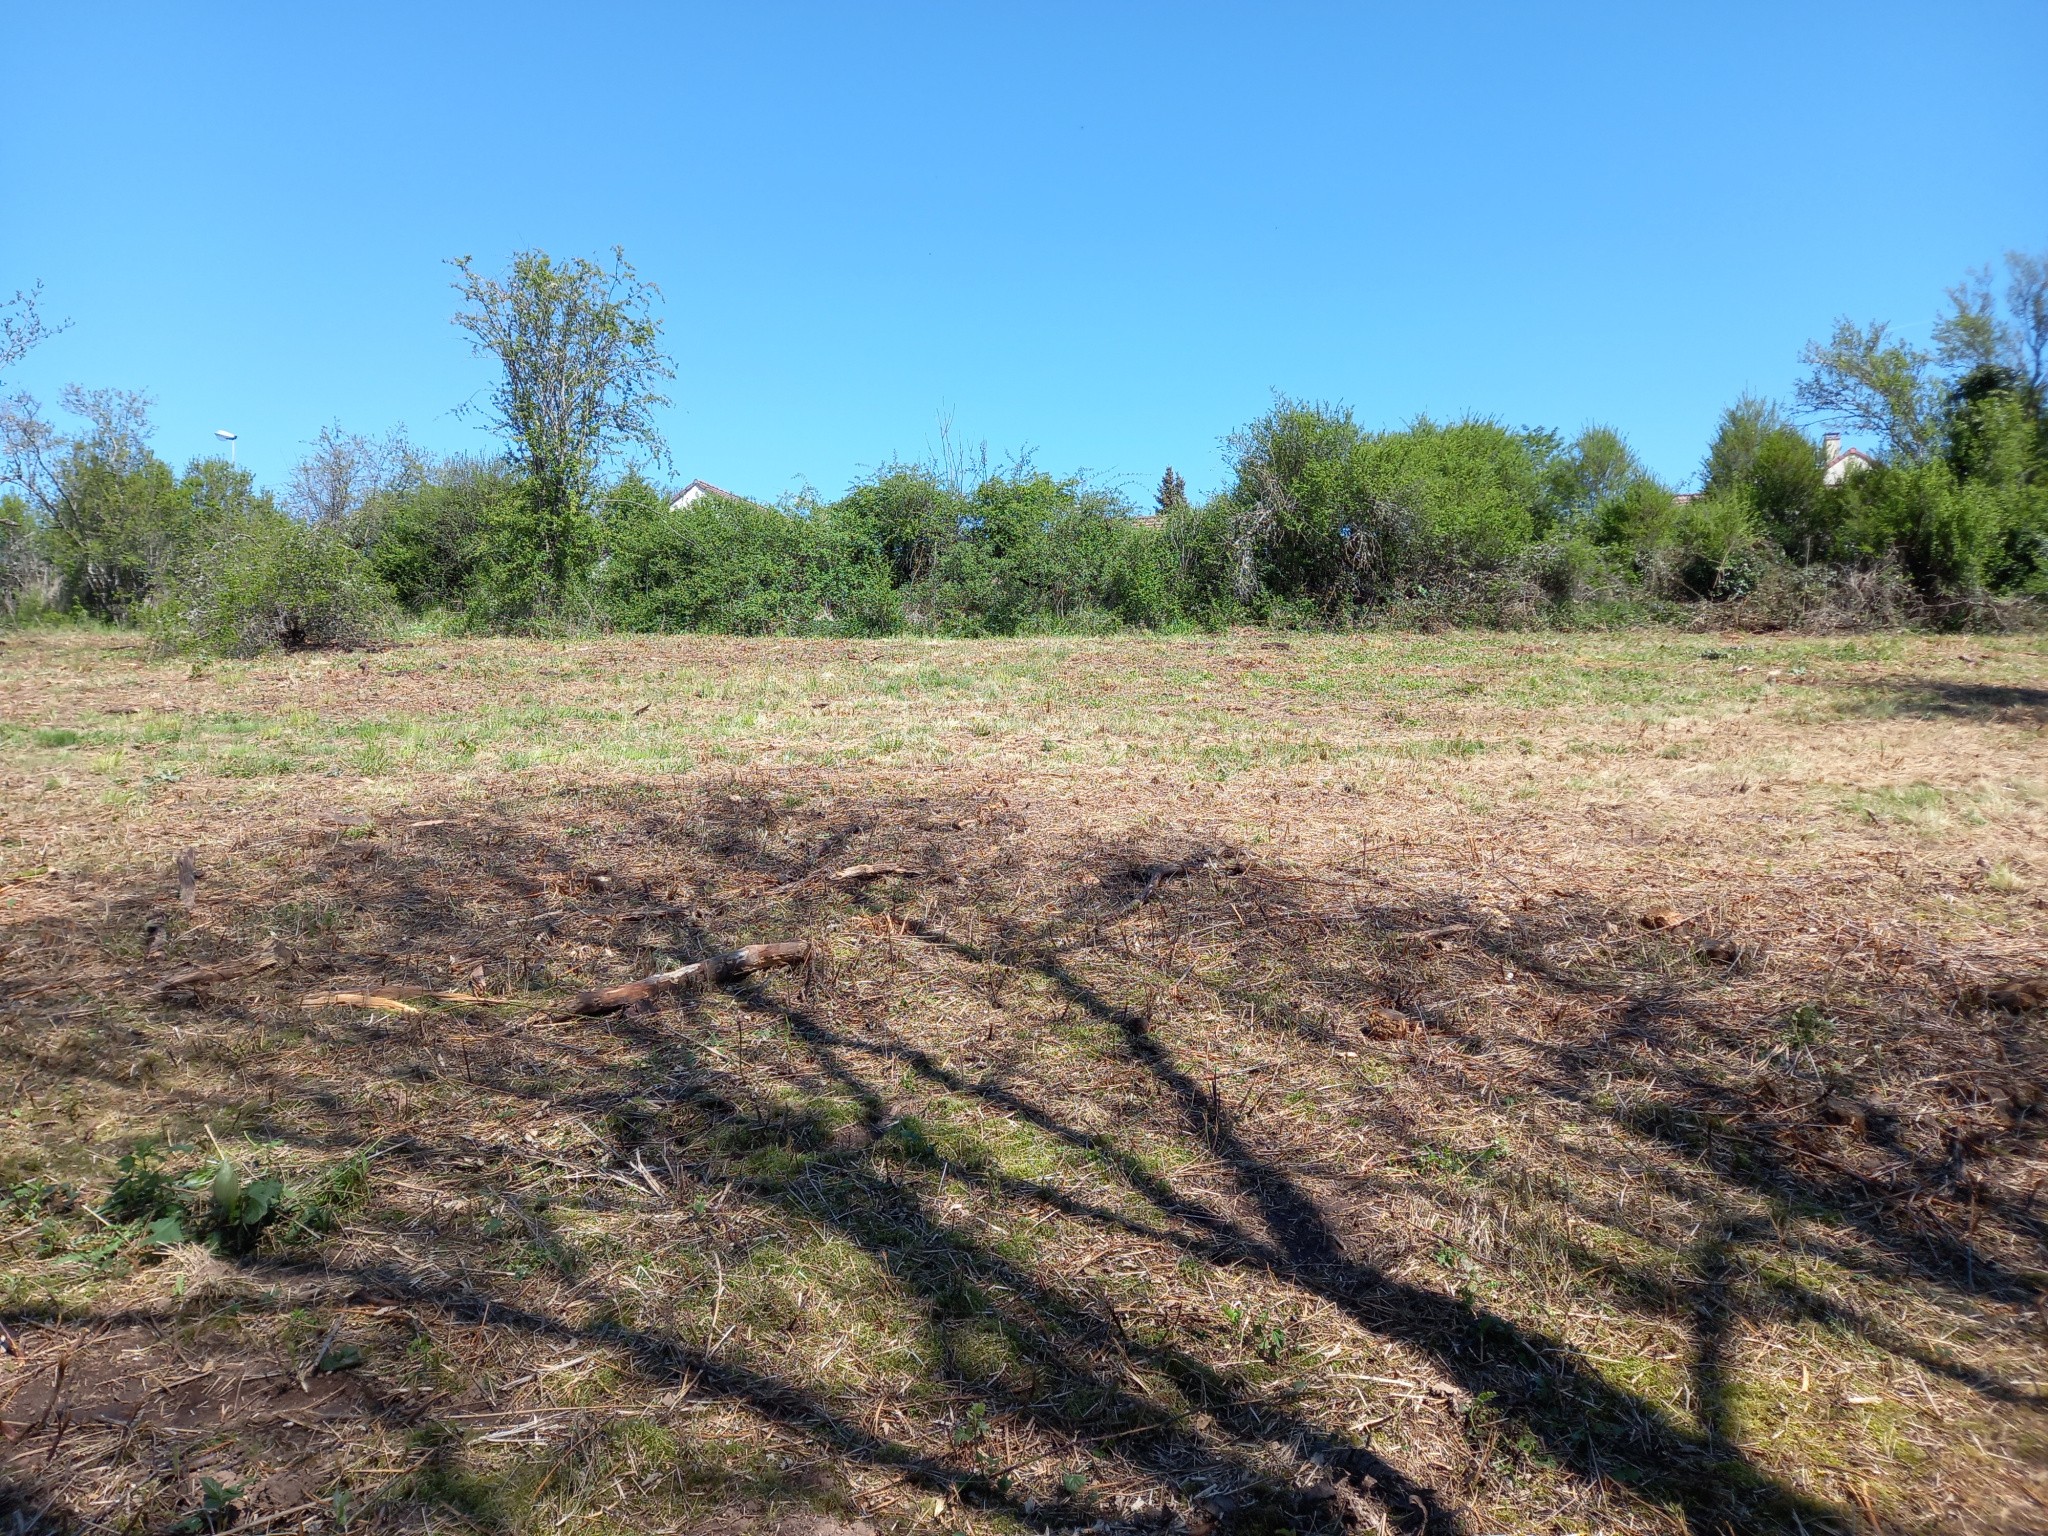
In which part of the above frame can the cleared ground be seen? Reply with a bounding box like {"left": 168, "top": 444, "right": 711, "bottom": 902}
{"left": 2, "top": 626, "right": 2046, "bottom": 1535}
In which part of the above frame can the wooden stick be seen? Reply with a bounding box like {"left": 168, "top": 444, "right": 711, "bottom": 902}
{"left": 302, "top": 987, "right": 512, "bottom": 1012}
{"left": 830, "top": 863, "right": 921, "bottom": 883}
{"left": 558, "top": 941, "right": 815, "bottom": 1017}
{"left": 150, "top": 954, "right": 278, "bottom": 996}
{"left": 1118, "top": 852, "right": 1239, "bottom": 916}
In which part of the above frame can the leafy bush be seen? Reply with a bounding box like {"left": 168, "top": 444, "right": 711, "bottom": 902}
{"left": 0, "top": 491, "right": 59, "bottom": 620}
{"left": 1226, "top": 404, "right": 1552, "bottom": 611}
{"left": 600, "top": 487, "right": 898, "bottom": 635}
{"left": 829, "top": 467, "right": 966, "bottom": 587}
{"left": 1522, "top": 535, "right": 1617, "bottom": 606}
{"left": 18, "top": 390, "right": 199, "bottom": 620}
{"left": 924, "top": 473, "right": 1150, "bottom": 634}
{"left": 151, "top": 514, "right": 389, "bottom": 656}
{"left": 350, "top": 455, "right": 512, "bottom": 610}
{"left": 1829, "top": 461, "right": 2003, "bottom": 596}
{"left": 1652, "top": 493, "right": 1766, "bottom": 600}
{"left": 462, "top": 476, "right": 601, "bottom": 632}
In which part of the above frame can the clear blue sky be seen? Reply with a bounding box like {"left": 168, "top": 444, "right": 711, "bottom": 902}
{"left": 4, "top": 2, "right": 2044, "bottom": 504}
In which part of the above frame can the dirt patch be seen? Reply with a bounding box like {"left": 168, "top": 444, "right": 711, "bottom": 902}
{"left": 2, "top": 629, "right": 2045, "bottom": 1535}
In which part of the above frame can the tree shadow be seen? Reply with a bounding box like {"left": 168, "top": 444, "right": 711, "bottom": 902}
{"left": 7, "top": 780, "right": 2044, "bottom": 1531}
{"left": 1849, "top": 677, "right": 2048, "bottom": 724}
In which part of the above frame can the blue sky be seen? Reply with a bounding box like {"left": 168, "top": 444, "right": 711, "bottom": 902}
{"left": 3, "top": 2, "right": 2044, "bottom": 505}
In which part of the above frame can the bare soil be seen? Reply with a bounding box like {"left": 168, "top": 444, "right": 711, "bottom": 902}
{"left": 2, "top": 627, "right": 2045, "bottom": 1534}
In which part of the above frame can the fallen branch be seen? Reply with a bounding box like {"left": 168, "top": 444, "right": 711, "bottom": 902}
{"left": 1119, "top": 851, "right": 1243, "bottom": 916}
{"left": 302, "top": 988, "right": 511, "bottom": 1013}
{"left": 771, "top": 862, "right": 922, "bottom": 894}
{"left": 1962, "top": 977, "right": 2048, "bottom": 1014}
{"left": 830, "top": 863, "right": 922, "bottom": 883}
{"left": 151, "top": 954, "right": 278, "bottom": 997}
{"left": 1637, "top": 906, "right": 1707, "bottom": 932}
{"left": 558, "top": 941, "right": 815, "bottom": 1017}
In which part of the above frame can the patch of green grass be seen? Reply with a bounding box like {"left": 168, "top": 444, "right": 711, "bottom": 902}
{"left": 1984, "top": 861, "right": 2028, "bottom": 892}
{"left": 217, "top": 748, "right": 298, "bottom": 778}
{"left": 1414, "top": 1141, "right": 1509, "bottom": 1179}
{"left": 1780, "top": 1003, "right": 1835, "bottom": 1048}
{"left": 1846, "top": 783, "right": 1970, "bottom": 833}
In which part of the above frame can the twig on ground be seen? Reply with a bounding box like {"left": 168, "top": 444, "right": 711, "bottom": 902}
{"left": 150, "top": 953, "right": 279, "bottom": 997}
{"left": 301, "top": 988, "right": 515, "bottom": 1013}
{"left": 557, "top": 941, "right": 817, "bottom": 1017}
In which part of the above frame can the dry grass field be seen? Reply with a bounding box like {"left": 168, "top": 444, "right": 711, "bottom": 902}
{"left": 2, "top": 626, "right": 2046, "bottom": 1536}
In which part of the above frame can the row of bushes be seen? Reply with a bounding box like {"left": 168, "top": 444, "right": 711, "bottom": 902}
{"left": 3, "top": 388, "right": 2043, "bottom": 653}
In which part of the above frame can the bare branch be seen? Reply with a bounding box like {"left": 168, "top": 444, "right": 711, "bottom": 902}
{"left": 0, "top": 282, "right": 69, "bottom": 386}
{"left": 1793, "top": 319, "right": 1939, "bottom": 462}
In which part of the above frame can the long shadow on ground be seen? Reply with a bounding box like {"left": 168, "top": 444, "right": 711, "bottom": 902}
{"left": 6, "top": 780, "right": 2042, "bottom": 1532}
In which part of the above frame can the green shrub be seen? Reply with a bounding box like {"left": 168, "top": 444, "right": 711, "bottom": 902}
{"left": 1832, "top": 461, "right": 2001, "bottom": 595}
{"left": 461, "top": 476, "right": 601, "bottom": 632}
{"left": 828, "top": 467, "right": 966, "bottom": 587}
{"left": 1101, "top": 517, "right": 1183, "bottom": 626}
{"left": 1655, "top": 493, "right": 1766, "bottom": 599}
{"left": 1591, "top": 479, "right": 1682, "bottom": 550}
{"left": 350, "top": 456, "right": 513, "bottom": 610}
{"left": 151, "top": 515, "right": 390, "bottom": 656}
{"left": 1227, "top": 404, "right": 1549, "bottom": 610}
{"left": 599, "top": 489, "right": 898, "bottom": 635}
{"left": 0, "top": 491, "right": 60, "bottom": 621}
{"left": 1523, "top": 535, "right": 1616, "bottom": 605}
{"left": 27, "top": 392, "right": 200, "bottom": 620}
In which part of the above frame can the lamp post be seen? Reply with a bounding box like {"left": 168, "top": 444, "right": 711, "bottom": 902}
{"left": 214, "top": 429, "right": 238, "bottom": 466}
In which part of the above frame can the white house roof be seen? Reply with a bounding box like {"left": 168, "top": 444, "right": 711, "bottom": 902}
{"left": 668, "top": 478, "right": 743, "bottom": 510}
{"left": 1823, "top": 447, "right": 1876, "bottom": 486}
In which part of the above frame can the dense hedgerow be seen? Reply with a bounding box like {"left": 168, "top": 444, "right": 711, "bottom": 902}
{"left": 149, "top": 515, "right": 389, "bottom": 657}
{"left": 4, "top": 251, "right": 2044, "bottom": 651}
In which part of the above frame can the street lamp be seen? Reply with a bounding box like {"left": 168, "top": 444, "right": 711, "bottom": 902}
{"left": 214, "top": 429, "right": 238, "bottom": 466}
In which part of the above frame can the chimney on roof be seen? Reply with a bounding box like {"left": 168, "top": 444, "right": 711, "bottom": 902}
{"left": 1822, "top": 432, "right": 1841, "bottom": 460}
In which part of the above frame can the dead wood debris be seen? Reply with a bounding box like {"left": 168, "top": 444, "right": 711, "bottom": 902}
{"left": 1637, "top": 906, "right": 1701, "bottom": 931}
{"left": 1963, "top": 976, "right": 2048, "bottom": 1014}
{"left": 1121, "top": 851, "right": 1245, "bottom": 915}
{"left": 830, "top": 863, "right": 922, "bottom": 883}
{"left": 301, "top": 988, "right": 509, "bottom": 1014}
{"left": 149, "top": 953, "right": 277, "bottom": 998}
{"left": 557, "top": 940, "right": 817, "bottom": 1017}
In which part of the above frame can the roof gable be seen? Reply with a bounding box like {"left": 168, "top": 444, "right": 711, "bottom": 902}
{"left": 668, "top": 478, "right": 743, "bottom": 510}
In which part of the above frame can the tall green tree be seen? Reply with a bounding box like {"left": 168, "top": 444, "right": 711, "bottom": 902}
{"left": 449, "top": 247, "right": 674, "bottom": 613}
{"left": 1795, "top": 320, "right": 1941, "bottom": 462}
{"left": 1934, "top": 251, "right": 2048, "bottom": 396}
{"left": 1699, "top": 396, "right": 1827, "bottom": 557}
{"left": 1, "top": 387, "right": 198, "bottom": 618}
{"left": 1544, "top": 425, "right": 1655, "bottom": 528}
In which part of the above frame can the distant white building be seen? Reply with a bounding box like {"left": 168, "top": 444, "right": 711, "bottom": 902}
{"left": 668, "top": 479, "right": 743, "bottom": 511}
{"left": 1821, "top": 433, "right": 1875, "bottom": 486}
